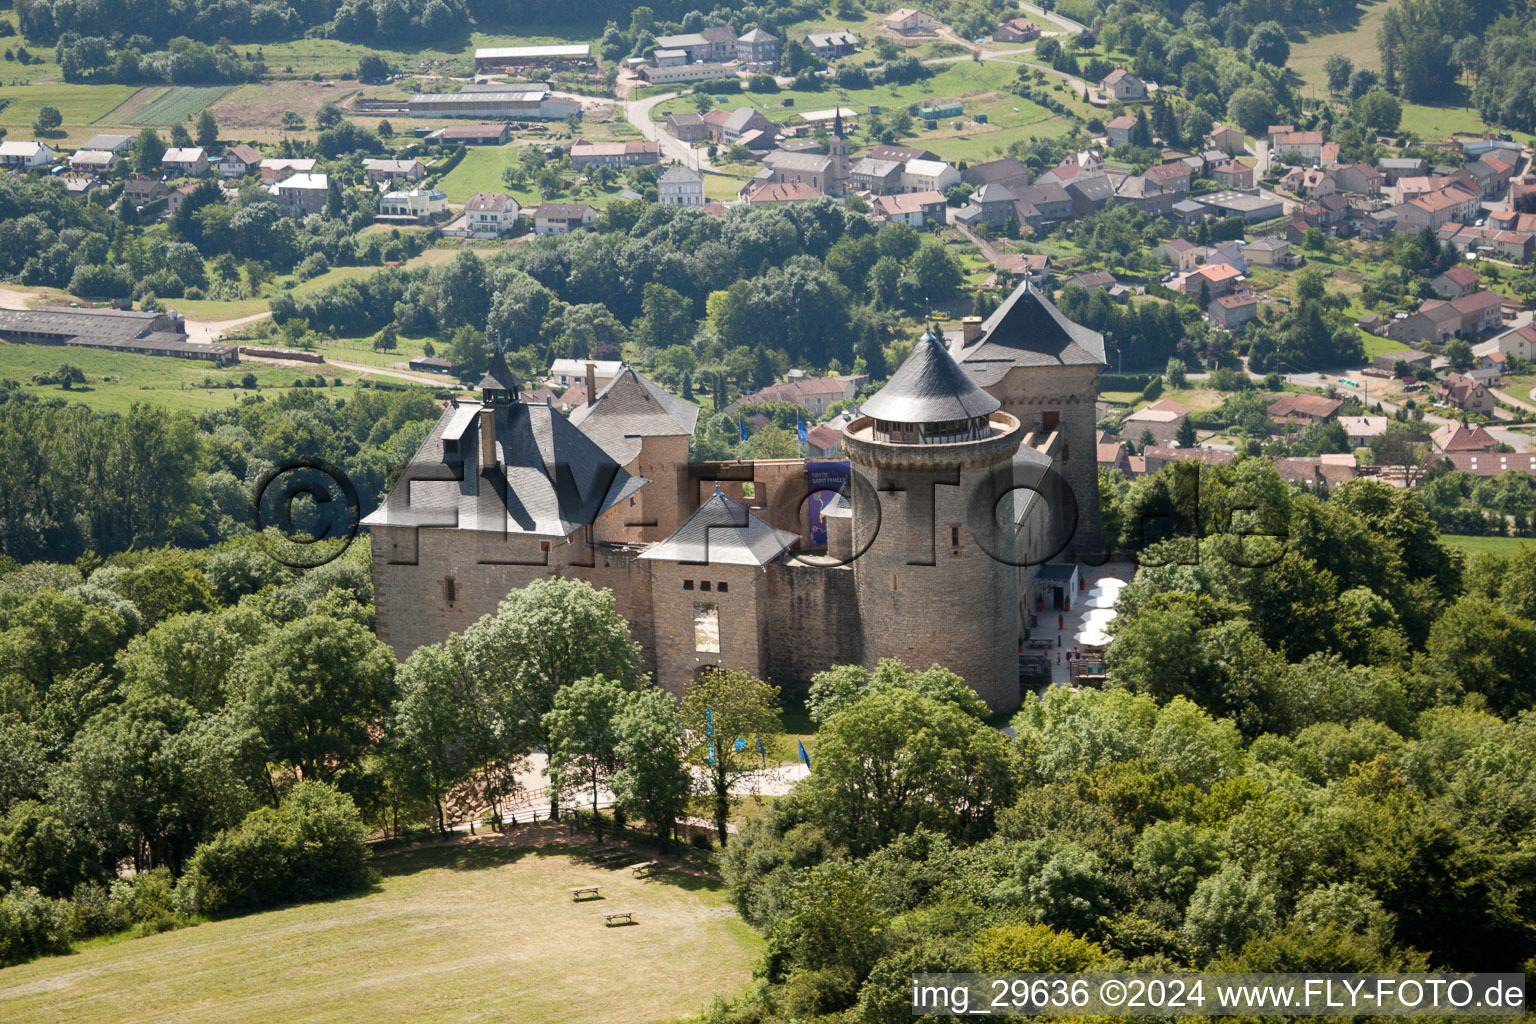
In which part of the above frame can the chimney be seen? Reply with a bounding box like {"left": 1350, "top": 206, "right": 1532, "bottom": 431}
{"left": 961, "top": 316, "right": 983, "bottom": 344}
{"left": 479, "top": 407, "right": 495, "bottom": 467}
{"left": 585, "top": 360, "right": 597, "bottom": 406}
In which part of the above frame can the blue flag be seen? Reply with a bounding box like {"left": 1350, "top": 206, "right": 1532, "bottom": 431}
{"left": 796, "top": 414, "right": 807, "bottom": 443}
{"left": 739, "top": 417, "right": 749, "bottom": 442}
{"left": 756, "top": 736, "right": 766, "bottom": 758}
{"left": 704, "top": 707, "right": 714, "bottom": 736}
{"left": 734, "top": 737, "right": 747, "bottom": 752}
{"left": 706, "top": 744, "right": 715, "bottom": 764}
{"left": 797, "top": 740, "right": 811, "bottom": 771}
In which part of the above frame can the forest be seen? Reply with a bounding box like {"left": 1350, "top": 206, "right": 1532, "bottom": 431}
{"left": 705, "top": 463, "right": 1536, "bottom": 1022}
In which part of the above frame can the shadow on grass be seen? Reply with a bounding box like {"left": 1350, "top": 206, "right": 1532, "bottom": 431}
{"left": 373, "top": 837, "right": 560, "bottom": 877}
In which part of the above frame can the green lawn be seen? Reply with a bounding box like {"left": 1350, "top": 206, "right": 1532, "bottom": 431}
{"left": 0, "top": 840, "right": 760, "bottom": 1024}
{"left": 0, "top": 341, "right": 382, "bottom": 415}
{"left": 435, "top": 147, "right": 640, "bottom": 208}
{"left": 1440, "top": 534, "right": 1536, "bottom": 559}
{"left": 1362, "top": 333, "right": 1408, "bottom": 358}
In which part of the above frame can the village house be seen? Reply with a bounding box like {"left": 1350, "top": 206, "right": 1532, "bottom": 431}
{"left": 1153, "top": 237, "right": 1200, "bottom": 271}
{"left": 993, "top": 17, "right": 1040, "bottom": 41}
{"left": 736, "top": 375, "right": 861, "bottom": 416}
{"left": 1209, "top": 291, "right": 1259, "bottom": 330}
{"left": 1269, "top": 394, "right": 1344, "bottom": 426}
{"left": 68, "top": 149, "right": 118, "bottom": 174}
{"left": 900, "top": 158, "right": 961, "bottom": 194}
{"left": 1432, "top": 264, "right": 1481, "bottom": 299}
{"left": 657, "top": 165, "right": 705, "bottom": 207}
{"left": 1242, "top": 236, "right": 1293, "bottom": 268}
{"left": 160, "top": 147, "right": 209, "bottom": 175}
{"left": 745, "top": 180, "right": 824, "bottom": 205}
{"left": 1207, "top": 124, "right": 1245, "bottom": 155}
{"left": 850, "top": 157, "right": 905, "bottom": 194}
{"left": 260, "top": 158, "right": 317, "bottom": 184}
{"left": 735, "top": 28, "right": 781, "bottom": 63}
{"left": 665, "top": 112, "right": 712, "bottom": 143}
{"left": 363, "top": 158, "right": 426, "bottom": 185}
{"left": 569, "top": 140, "right": 659, "bottom": 169}
{"left": 1333, "top": 163, "right": 1385, "bottom": 195}
{"left": 217, "top": 144, "right": 262, "bottom": 178}
{"left": 803, "top": 29, "right": 859, "bottom": 58}
{"left": 1378, "top": 157, "right": 1427, "bottom": 183}
{"left": 1144, "top": 161, "right": 1191, "bottom": 195}
{"left": 805, "top": 423, "right": 842, "bottom": 458}
{"left": 1183, "top": 262, "right": 1242, "bottom": 299}
{"left": 1105, "top": 115, "right": 1137, "bottom": 148}
{"left": 122, "top": 177, "right": 170, "bottom": 206}
{"left": 532, "top": 202, "right": 598, "bottom": 235}
{"left": 275, "top": 173, "right": 329, "bottom": 217}
{"left": 1337, "top": 416, "right": 1391, "bottom": 447}
{"left": 1270, "top": 130, "right": 1323, "bottom": 164}
{"left": 1436, "top": 372, "right": 1495, "bottom": 413}
{"left": 882, "top": 8, "right": 939, "bottom": 33}
{"left": 0, "top": 140, "right": 56, "bottom": 169}
{"left": 992, "top": 252, "right": 1050, "bottom": 286}
{"left": 462, "top": 192, "right": 519, "bottom": 236}
{"left": 1431, "top": 422, "right": 1498, "bottom": 453}
{"left": 1101, "top": 69, "right": 1147, "bottom": 101}
{"left": 1211, "top": 160, "right": 1253, "bottom": 189}
{"left": 1497, "top": 322, "right": 1536, "bottom": 361}
{"left": 378, "top": 188, "right": 448, "bottom": 223}
{"left": 871, "top": 190, "right": 948, "bottom": 229}
{"left": 1121, "top": 397, "right": 1190, "bottom": 447}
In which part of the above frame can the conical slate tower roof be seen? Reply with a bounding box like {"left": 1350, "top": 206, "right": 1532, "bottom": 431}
{"left": 860, "top": 325, "right": 1000, "bottom": 424}
{"left": 478, "top": 348, "right": 519, "bottom": 396}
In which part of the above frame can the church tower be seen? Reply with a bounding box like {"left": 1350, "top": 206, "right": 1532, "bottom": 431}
{"left": 827, "top": 106, "right": 850, "bottom": 196}
{"left": 843, "top": 326, "right": 1025, "bottom": 711}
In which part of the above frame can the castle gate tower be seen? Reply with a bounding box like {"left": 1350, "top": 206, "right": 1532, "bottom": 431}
{"left": 842, "top": 327, "right": 1025, "bottom": 711}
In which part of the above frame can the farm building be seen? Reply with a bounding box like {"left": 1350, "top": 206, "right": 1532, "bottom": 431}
{"left": 473, "top": 44, "right": 594, "bottom": 73}
{"left": 0, "top": 307, "right": 237, "bottom": 366}
{"left": 408, "top": 90, "right": 582, "bottom": 121}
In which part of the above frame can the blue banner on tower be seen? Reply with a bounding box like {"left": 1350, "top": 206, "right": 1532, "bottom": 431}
{"left": 805, "top": 461, "right": 851, "bottom": 547}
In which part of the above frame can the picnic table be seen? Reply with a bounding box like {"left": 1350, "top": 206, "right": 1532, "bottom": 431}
{"left": 630, "top": 860, "right": 658, "bottom": 877}
{"left": 568, "top": 885, "right": 601, "bottom": 901}
{"left": 592, "top": 849, "right": 629, "bottom": 864}
{"left": 601, "top": 909, "right": 635, "bottom": 926}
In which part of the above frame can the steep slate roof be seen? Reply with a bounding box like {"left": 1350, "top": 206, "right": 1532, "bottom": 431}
{"left": 954, "top": 281, "right": 1106, "bottom": 384}
{"left": 862, "top": 327, "right": 1000, "bottom": 424}
{"left": 638, "top": 489, "right": 799, "bottom": 565}
{"left": 361, "top": 399, "right": 645, "bottom": 537}
{"left": 569, "top": 366, "right": 700, "bottom": 464}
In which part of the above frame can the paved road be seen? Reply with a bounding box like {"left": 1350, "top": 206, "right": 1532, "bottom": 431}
{"left": 623, "top": 89, "right": 712, "bottom": 170}
{"left": 1018, "top": 0, "right": 1087, "bottom": 34}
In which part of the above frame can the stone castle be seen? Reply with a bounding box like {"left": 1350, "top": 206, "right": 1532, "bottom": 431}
{"left": 364, "top": 280, "right": 1104, "bottom": 712}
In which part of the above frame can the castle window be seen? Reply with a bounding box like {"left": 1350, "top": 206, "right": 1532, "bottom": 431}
{"left": 1042, "top": 410, "right": 1060, "bottom": 431}
{"left": 540, "top": 541, "right": 551, "bottom": 552}
{"left": 717, "top": 581, "right": 728, "bottom": 593}
{"left": 700, "top": 580, "right": 712, "bottom": 592}
{"left": 890, "top": 572, "right": 899, "bottom": 592}
{"left": 683, "top": 579, "right": 694, "bottom": 590}
{"left": 444, "top": 577, "right": 456, "bottom": 604}
{"left": 950, "top": 525, "right": 963, "bottom": 554}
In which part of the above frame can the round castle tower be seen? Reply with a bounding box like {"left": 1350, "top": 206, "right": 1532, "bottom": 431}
{"left": 841, "top": 326, "right": 1025, "bottom": 711}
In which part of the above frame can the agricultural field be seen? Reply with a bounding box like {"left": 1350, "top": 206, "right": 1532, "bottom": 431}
{"left": 1439, "top": 534, "right": 1536, "bottom": 558}
{"left": 0, "top": 82, "right": 137, "bottom": 133}
{"left": 0, "top": 840, "right": 760, "bottom": 1024}
{"left": 117, "top": 85, "right": 233, "bottom": 126}
{"left": 0, "top": 339, "right": 387, "bottom": 415}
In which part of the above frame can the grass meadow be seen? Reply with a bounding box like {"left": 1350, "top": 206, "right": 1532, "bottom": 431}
{"left": 0, "top": 839, "right": 760, "bottom": 1024}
